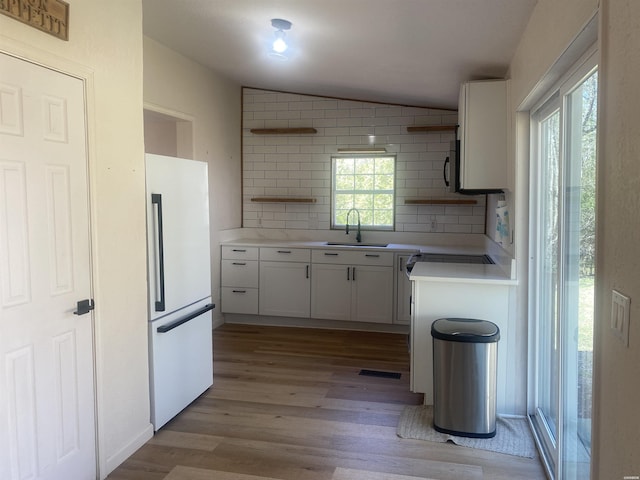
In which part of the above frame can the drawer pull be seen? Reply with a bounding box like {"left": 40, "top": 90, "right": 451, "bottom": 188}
{"left": 277, "top": 250, "right": 292, "bottom": 254}
{"left": 306, "top": 265, "right": 309, "bottom": 279}
{"left": 365, "top": 254, "right": 380, "bottom": 258}
{"left": 232, "top": 249, "right": 247, "bottom": 252}
{"left": 232, "top": 289, "right": 246, "bottom": 293}
{"left": 232, "top": 262, "right": 246, "bottom": 265}
{"left": 324, "top": 252, "right": 339, "bottom": 256}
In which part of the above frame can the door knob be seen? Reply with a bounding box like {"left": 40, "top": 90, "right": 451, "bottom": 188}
{"left": 74, "top": 299, "right": 95, "bottom": 315}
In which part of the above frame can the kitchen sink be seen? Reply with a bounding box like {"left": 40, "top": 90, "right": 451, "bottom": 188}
{"left": 325, "top": 242, "right": 389, "bottom": 248}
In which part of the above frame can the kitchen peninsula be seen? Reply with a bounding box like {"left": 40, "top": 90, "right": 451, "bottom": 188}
{"left": 410, "top": 258, "right": 518, "bottom": 413}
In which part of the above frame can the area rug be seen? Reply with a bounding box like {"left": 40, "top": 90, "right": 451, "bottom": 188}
{"left": 396, "top": 405, "right": 538, "bottom": 458}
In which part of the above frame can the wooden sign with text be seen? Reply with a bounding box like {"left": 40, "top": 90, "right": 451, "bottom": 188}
{"left": 0, "top": 0, "right": 69, "bottom": 41}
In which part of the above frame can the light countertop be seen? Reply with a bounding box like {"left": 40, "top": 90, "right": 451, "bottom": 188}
{"left": 221, "top": 237, "right": 516, "bottom": 283}
{"left": 409, "top": 261, "right": 517, "bottom": 285}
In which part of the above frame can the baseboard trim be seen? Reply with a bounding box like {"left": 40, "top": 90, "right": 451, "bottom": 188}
{"left": 222, "top": 313, "right": 410, "bottom": 334}
{"left": 101, "top": 422, "right": 154, "bottom": 479}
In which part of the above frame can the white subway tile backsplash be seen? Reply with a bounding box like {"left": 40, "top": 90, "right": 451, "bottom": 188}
{"left": 253, "top": 111, "right": 278, "bottom": 121}
{"left": 444, "top": 224, "right": 473, "bottom": 233}
{"left": 349, "top": 126, "right": 376, "bottom": 136}
{"left": 324, "top": 127, "right": 350, "bottom": 136}
{"left": 264, "top": 102, "right": 289, "bottom": 111}
{"left": 301, "top": 110, "right": 326, "bottom": 119}
{"left": 289, "top": 101, "right": 313, "bottom": 110}
{"left": 242, "top": 88, "right": 485, "bottom": 234}
{"left": 277, "top": 110, "right": 301, "bottom": 120}
{"left": 336, "top": 117, "right": 363, "bottom": 127}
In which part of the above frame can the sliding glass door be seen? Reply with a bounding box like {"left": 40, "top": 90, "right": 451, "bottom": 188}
{"left": 530, "top": 52, "right": 597, "bottom": 480}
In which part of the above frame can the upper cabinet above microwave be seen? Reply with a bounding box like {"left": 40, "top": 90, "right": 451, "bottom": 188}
{"left": 457, "top": 79, "right": 509, "bottom": 192}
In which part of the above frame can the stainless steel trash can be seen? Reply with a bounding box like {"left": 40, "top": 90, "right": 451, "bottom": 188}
{"left": 431, "top": 318, "right": 500, "bottom": 438}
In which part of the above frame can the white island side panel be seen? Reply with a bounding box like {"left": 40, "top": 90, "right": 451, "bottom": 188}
{"left": 411, "top": 279, "right": 513, "bottom": 413}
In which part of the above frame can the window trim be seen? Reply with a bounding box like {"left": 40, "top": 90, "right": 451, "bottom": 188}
{"left": 330, "top": 154, "right": 396, "bottom": 231}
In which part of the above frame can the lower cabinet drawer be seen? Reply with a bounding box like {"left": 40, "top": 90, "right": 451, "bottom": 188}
{"left": 221, "top": 259, "right": 259, "bottom": 288}
{"left": 221, "top": 287, "right": 258, "bottom": 314}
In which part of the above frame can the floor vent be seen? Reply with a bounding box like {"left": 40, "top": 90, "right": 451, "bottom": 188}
{"left": 359, "top": 369, "right": 401, "bottom": 379}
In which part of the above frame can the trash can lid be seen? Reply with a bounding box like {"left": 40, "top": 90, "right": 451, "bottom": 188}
{"left": 431, "top": 318, "right": 500, "bottom": 343}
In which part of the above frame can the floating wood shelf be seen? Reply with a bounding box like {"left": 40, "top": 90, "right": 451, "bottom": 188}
{"left": 250, "top": 128, "right": 317, "bottom": 135}
{"left": 251, "top": 197, "right": 317, "bottom": 203}
{"left": 406, "top": 125, "right": 457, "bottom": 133}
{"left": 405, "top": 199, "right": 478, "bottom": 205}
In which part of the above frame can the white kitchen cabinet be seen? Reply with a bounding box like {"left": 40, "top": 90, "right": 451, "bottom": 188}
{"left": 458, "top": 79, "right": 508, "bottom": 191}
{"left": 259, "top": 248, "right": 310, "bottom": 317}
{"left": 221, "top": 246, "right": 259, "bottom": 314}
{"left": 351, "top": 265, "right": 394, "bottom": 323}
{"left": 310, "top": 263, "right": 352, "bottom": 320}
{"left": 310, "top": 249, "right": 393, "bottom": 324}
{"left": 395, "top": 254, "right": 412, "bottom": 325}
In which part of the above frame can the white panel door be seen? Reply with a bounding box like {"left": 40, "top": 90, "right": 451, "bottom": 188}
{"left": 0, "top": 54, "right": 96, "bottom": 479}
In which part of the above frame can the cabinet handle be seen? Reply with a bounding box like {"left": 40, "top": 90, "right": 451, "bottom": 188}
{"left": 365, "top": 254, "right": 380, "bottom": 258}
{"left": 277, "top": 250, "right": 291, "bottom": 254}
{"left": 232, "top": 290, "right": 246, "bottom": 293}
{"left": 232, "top": 249, "right": 247, "bottom": 252}
{"left": 151, "top": 194, "right": 165, "bottom": 312}
{"left": 347, "top": 267, "right": 350, "bottom": 281}
{"left": 399, "top": 257, "right": 404, "bottom": 272}
{"left": 157, "top": 304, "right": 214, "bottom": 333}
{"left": 232, "top": 262, "right": 246, "bottom": 266}
{"left": 443, "top": 156, "right": 450, "bottom": 187}
{"left": 353, "top": 266, "right": 356, "bottom": 281}
{"left": 324, "top": 252, "right": 339, "bottom": 256}
{"left": 306, "top": 265, "right": 309, "bottom": 279}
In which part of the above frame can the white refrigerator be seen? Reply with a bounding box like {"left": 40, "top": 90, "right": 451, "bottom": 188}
{"left": 145, "top": 153, "right": 213, "bottom": 430}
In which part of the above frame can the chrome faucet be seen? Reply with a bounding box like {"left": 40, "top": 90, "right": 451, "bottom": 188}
{"left": 345, "top": 208, "right": 362, "bottom": 243}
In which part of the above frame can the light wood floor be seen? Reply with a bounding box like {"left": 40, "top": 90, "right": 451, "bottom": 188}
{"left": 107, "top": 323, "right": 546, "bottom": 480}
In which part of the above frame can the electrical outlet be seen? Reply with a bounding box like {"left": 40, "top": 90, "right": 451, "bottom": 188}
{"left": 611, "top": 290, "right": 630, "bottom": 346}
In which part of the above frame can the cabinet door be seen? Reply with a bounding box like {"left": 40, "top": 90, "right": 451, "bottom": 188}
{"left": 459, "top": 79, "right": 508, "bottom": 190}
{"left": 351, "top": 266, "right": 393, "bottom": 324}
{"left": 310, "top": 264, "right": 351, "bottom": 320}
{"left": 396, "top": 255, "right": 412, "bottom": 324}
{"left": 259, "top": 261, "right": 310, "bottom": 317}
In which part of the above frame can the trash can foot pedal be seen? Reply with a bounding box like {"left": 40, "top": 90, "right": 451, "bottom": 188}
{"left": 433, "top": 422, "right": 496, "bottom": 439}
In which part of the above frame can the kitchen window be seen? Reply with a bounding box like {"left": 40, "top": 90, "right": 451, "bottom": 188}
{"left": 331, "top": 155, "right": 396, "bottom": 231}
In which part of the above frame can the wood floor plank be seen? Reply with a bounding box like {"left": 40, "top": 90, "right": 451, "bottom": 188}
{"left": 164, "top": 465, "right": 284, "bottom": 480}
{"left": 148, "top": 430, "right": 223, "bottom": 451}
{"left": 332, "top": 467, "right": 437, "bottom": 480}
{"left": 107, "top": 324, "right": 545, "bottom": 480}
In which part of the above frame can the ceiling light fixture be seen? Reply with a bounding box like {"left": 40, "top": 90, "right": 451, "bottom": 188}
{"left": 270, "top": 18, "right": 292, "bottom": 59}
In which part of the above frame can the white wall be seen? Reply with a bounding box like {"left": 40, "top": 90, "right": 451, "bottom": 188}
{"left": 594, "top": 2, "right": 640, "bottom": 477}
{"left": 0, "top": 2, "right": 151, "bottom": 477}
{"left": 143, "top": 37, "right": 242, "bottom": 328}
{"left": 242, "top": 88, "right": 487, "bottom": 235}
{"left": 509, "top": 0, "right": 640, "bottom": 477}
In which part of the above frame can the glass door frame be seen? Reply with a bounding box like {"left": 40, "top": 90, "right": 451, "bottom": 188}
{"left": 528, "top": 47, "right": 598, "bottom": 480}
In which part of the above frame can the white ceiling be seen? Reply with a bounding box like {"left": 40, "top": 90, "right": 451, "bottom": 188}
{"left": 142, "top": 0, "right": 537, "bottom": 110}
